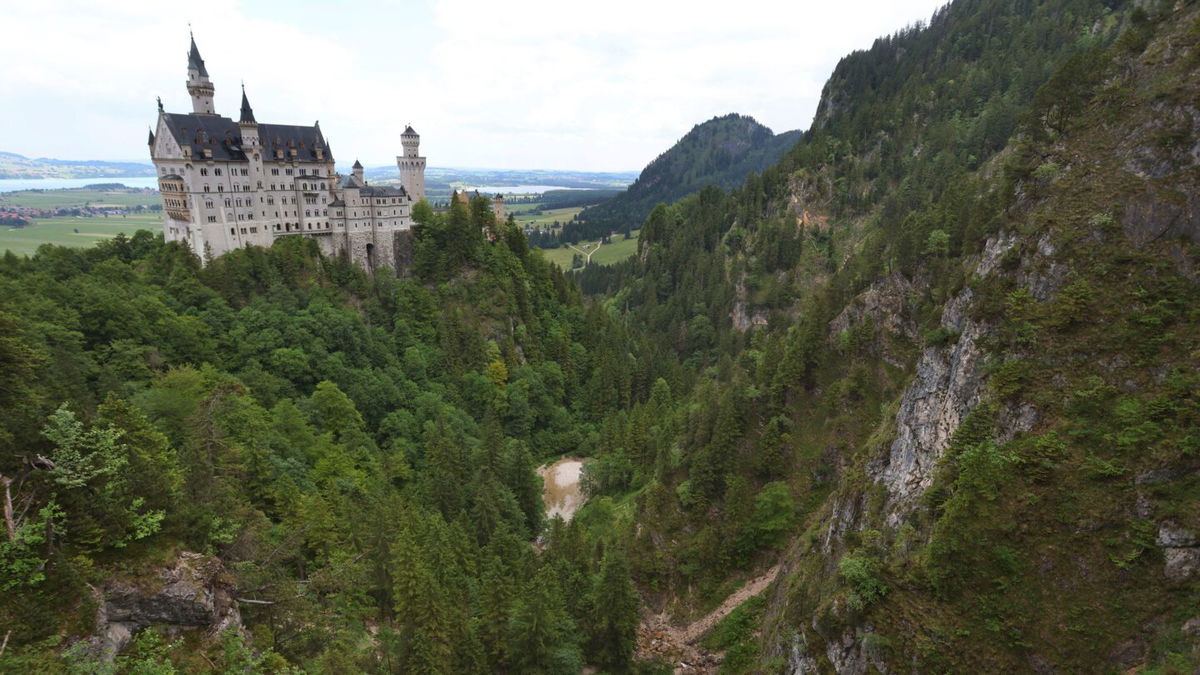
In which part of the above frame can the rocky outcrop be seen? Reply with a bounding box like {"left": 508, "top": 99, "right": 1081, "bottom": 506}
{"left": 828, "top": 270, "right": 919, "bottom": 367}
{"left": 1158, "top": 521, "right": 1200, "bottom": 583}
{"left": 88, "top": 551, "right": 241, "bottom": 661}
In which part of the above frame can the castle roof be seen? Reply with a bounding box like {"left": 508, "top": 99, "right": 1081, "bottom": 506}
{"left": 361, "top": 184, "right": 408, "bottom": 198}
{"left": 403, "top": 125, "right": 417, "bottom": 135}
{"left": 147, "top": 128, "right": 155, "bottom": 146}
{"left": 239, "top": 87, "right": 256, "bottom": 124}
{"left": 352, "top": 159, "right": 363, "bottom": 169}
{"left": 159, "top": 112, "right": 332, "bottom": 163}
{"left": 187, "top": 34, "right": 209, "bottom": 77}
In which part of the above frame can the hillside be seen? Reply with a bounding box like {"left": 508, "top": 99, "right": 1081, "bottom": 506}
{"left": 570, "top": 114, "right": 801, "bottom": 240}
{"left": 578, "top": 0, "right": 1200, "bottom": 671}
{"left": 0, "top": 152, "right": 154, "bottom": 180}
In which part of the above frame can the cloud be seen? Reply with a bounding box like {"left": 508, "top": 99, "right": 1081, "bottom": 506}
{"left": 0, "top": 0, "right": 946, "bottom": 171}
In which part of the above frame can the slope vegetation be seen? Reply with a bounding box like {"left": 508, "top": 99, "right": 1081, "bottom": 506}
{"left": 581, "top": 0, "right": 1200, "bottom": 671}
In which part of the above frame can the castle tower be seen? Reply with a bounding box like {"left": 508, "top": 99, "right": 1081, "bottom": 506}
{"left": 186, "top": 33, "right": 216, "bottom": 115}
{"left": 352, "top": 159, "right": 364, "bottom": 183}
{"left": 397, "top": 125, "right": 426, "bottom": 203}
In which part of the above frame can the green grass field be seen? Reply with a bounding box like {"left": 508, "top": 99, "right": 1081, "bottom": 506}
{"left": 539, "top": 230, "right": 639, "bottom": 270}
{"left": 509, "top": 205, "right": 585, "bottom": 228}
{"left": 1, "top": 214, "right": 162, "bottom": 257}
{"left": 0, "top": 188, "right": 160, "bottom": 210}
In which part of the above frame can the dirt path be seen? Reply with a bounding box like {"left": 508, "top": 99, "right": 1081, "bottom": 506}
{"left": 567, "top": 241, "right": 601, "bottom": 265}
{"left": 636, "top": 564, "right": 782, "bottom": 673}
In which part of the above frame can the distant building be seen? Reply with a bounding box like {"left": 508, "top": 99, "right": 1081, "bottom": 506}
{"left": 451, "top": 189, "right": 505, "bottom": 222}
{"left": 148, "top": 34, "right": 427, "bottom": 270}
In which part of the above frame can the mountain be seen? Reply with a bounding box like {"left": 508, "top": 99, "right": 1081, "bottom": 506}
{"left": 569, "top": 113, "right": 801, "bottom": 240}
{"left": 0, "top": 151, "right": 154, "bottom": 179}
{"left": 578, "top": 0, "right": 1200, "bottom": 671}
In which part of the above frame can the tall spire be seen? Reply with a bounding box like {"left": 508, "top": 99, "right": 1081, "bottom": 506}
{"left": 148, "top": 127, "right": 155, "bottom": 146}
{"left": 187, "top": 31, "right": 208, "bottom": 77}
{"left": 239, "top": 84, "right": 256, "bottom": 124}
{"left": 185, "top": 30, "right": 216, "bottom": 115}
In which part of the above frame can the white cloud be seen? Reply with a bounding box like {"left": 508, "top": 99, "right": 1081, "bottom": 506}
{"left": 0, "top": 0, "right": 946, "bottom": 171}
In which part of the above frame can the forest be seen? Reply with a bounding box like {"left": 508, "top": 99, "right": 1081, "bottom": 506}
{"left": 0, "top": 199, "right": 653, "bottom": 672}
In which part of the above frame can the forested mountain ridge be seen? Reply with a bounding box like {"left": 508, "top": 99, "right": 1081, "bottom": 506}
{"left": 577, "top": 0, "right": 1200, "bottom": 671}
{"left": 570, "top": 114, "right": 801, "bottom": 240}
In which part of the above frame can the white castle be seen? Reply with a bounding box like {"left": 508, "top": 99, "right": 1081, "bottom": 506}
{"left": 148, "top": 34, "right": 426, "bottom": 270}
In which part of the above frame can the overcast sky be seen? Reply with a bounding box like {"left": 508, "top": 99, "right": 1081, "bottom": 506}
{"left": 0, "top": 0, "right": 946, "bottom": 172}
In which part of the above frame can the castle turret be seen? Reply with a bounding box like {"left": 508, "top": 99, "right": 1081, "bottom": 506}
{"left": 186, "top": 33, "right": 216, "bottom": 115}
{"left": 238, "top": 85, "right": 259, "bottom": 147}
{"left": 397, "top": 125, "right": 426, "bottom": 203}
{"left": 352, "top": 159, "right": 364, "bottom": 183}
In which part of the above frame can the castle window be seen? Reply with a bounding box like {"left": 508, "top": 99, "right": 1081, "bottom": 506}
{"left": 250, "top": 227, "right": 257, "bottom": 233}
{"left": 241, "top": 228, "right": 247, "bottom": 234}
{"left": 244, "top": 185, "right": 250, "bottom": 192}
{"left": 205, "top": 201, "right": 213, "bottom": 209}
{"left": 299, "top": 169, "right": 307, "bottom": 175}
{"left": 217, "top": 185, "right": 223, "bottom": 192}
{"left": 200, "top": 168, "right": 208, "bottom": 176}
{"left": 203, "top": 185, "right": 210, "bottom": 192}
{"left": 271, "top": 169, "right": 279, "bottom": 176}
{"left": 214, "top": 168, "right": 222, "bottom": 176}
{"left": 285, "top": 169, "right": 293, "bottom": 175}
{"left": 241, "top": 169, "right": 249, "bottom": 176}
{"left": 230, "top": 228, "right": 236, "bottom": 235}
{"left": 225, "top": 199, "right": 231, "bottom": 207}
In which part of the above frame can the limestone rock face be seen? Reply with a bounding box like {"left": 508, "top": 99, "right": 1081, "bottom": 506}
{"left": 89, "top": 551, "right": 241, "bottom": 660}
{"left": 1157, "top": 522, "right": 1200, "bottom": 583}
{"left": 874, "top": 286, "right": 988, "bottom": 526}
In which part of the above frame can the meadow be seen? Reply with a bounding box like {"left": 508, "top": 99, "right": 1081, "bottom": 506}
{"left": 538, "top": 230, "right": 639, "bottom": 270}
{"left": 508, "top": 204, "right": 585, "bottom": 228}
{"left": 0, "top": 187, "right": 160, "bottom": 209}
{"left": 0, "top": 213, "right": 162, "bottom": 257}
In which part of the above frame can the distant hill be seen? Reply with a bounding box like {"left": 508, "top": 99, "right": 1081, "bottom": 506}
{"left": 0, "top": 152, "right": 154, "bottom": 180}
{"left": 571, "top": 114, "right": 801, "bottom": 237}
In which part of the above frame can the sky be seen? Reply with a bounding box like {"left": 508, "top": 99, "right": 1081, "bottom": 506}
{"left": 0, "top": 0, "right": 947, "bottom": 172}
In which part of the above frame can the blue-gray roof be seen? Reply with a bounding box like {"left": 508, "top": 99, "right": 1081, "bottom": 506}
{"left": 160, "top": 112, "right": 332, "bottom": 163}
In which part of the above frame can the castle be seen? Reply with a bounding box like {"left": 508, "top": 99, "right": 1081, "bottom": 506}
{"left": 148, "top": 34, "right": 425, "bottom": 270}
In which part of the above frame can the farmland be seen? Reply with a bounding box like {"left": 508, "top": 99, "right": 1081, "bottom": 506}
{"left": 0, "top": 213, "right": 161, "bottom": 257}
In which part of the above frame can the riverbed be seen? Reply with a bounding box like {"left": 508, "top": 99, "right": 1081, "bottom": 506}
{"left": 537, "top": 457, "right": 587, "bottom": 522}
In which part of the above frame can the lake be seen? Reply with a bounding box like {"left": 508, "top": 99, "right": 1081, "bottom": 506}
{"left": 0, "top": 176, "right": 160, "bottom": 193}
{"left": 464, "top": 185, "right": 587, "bottom": 194}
